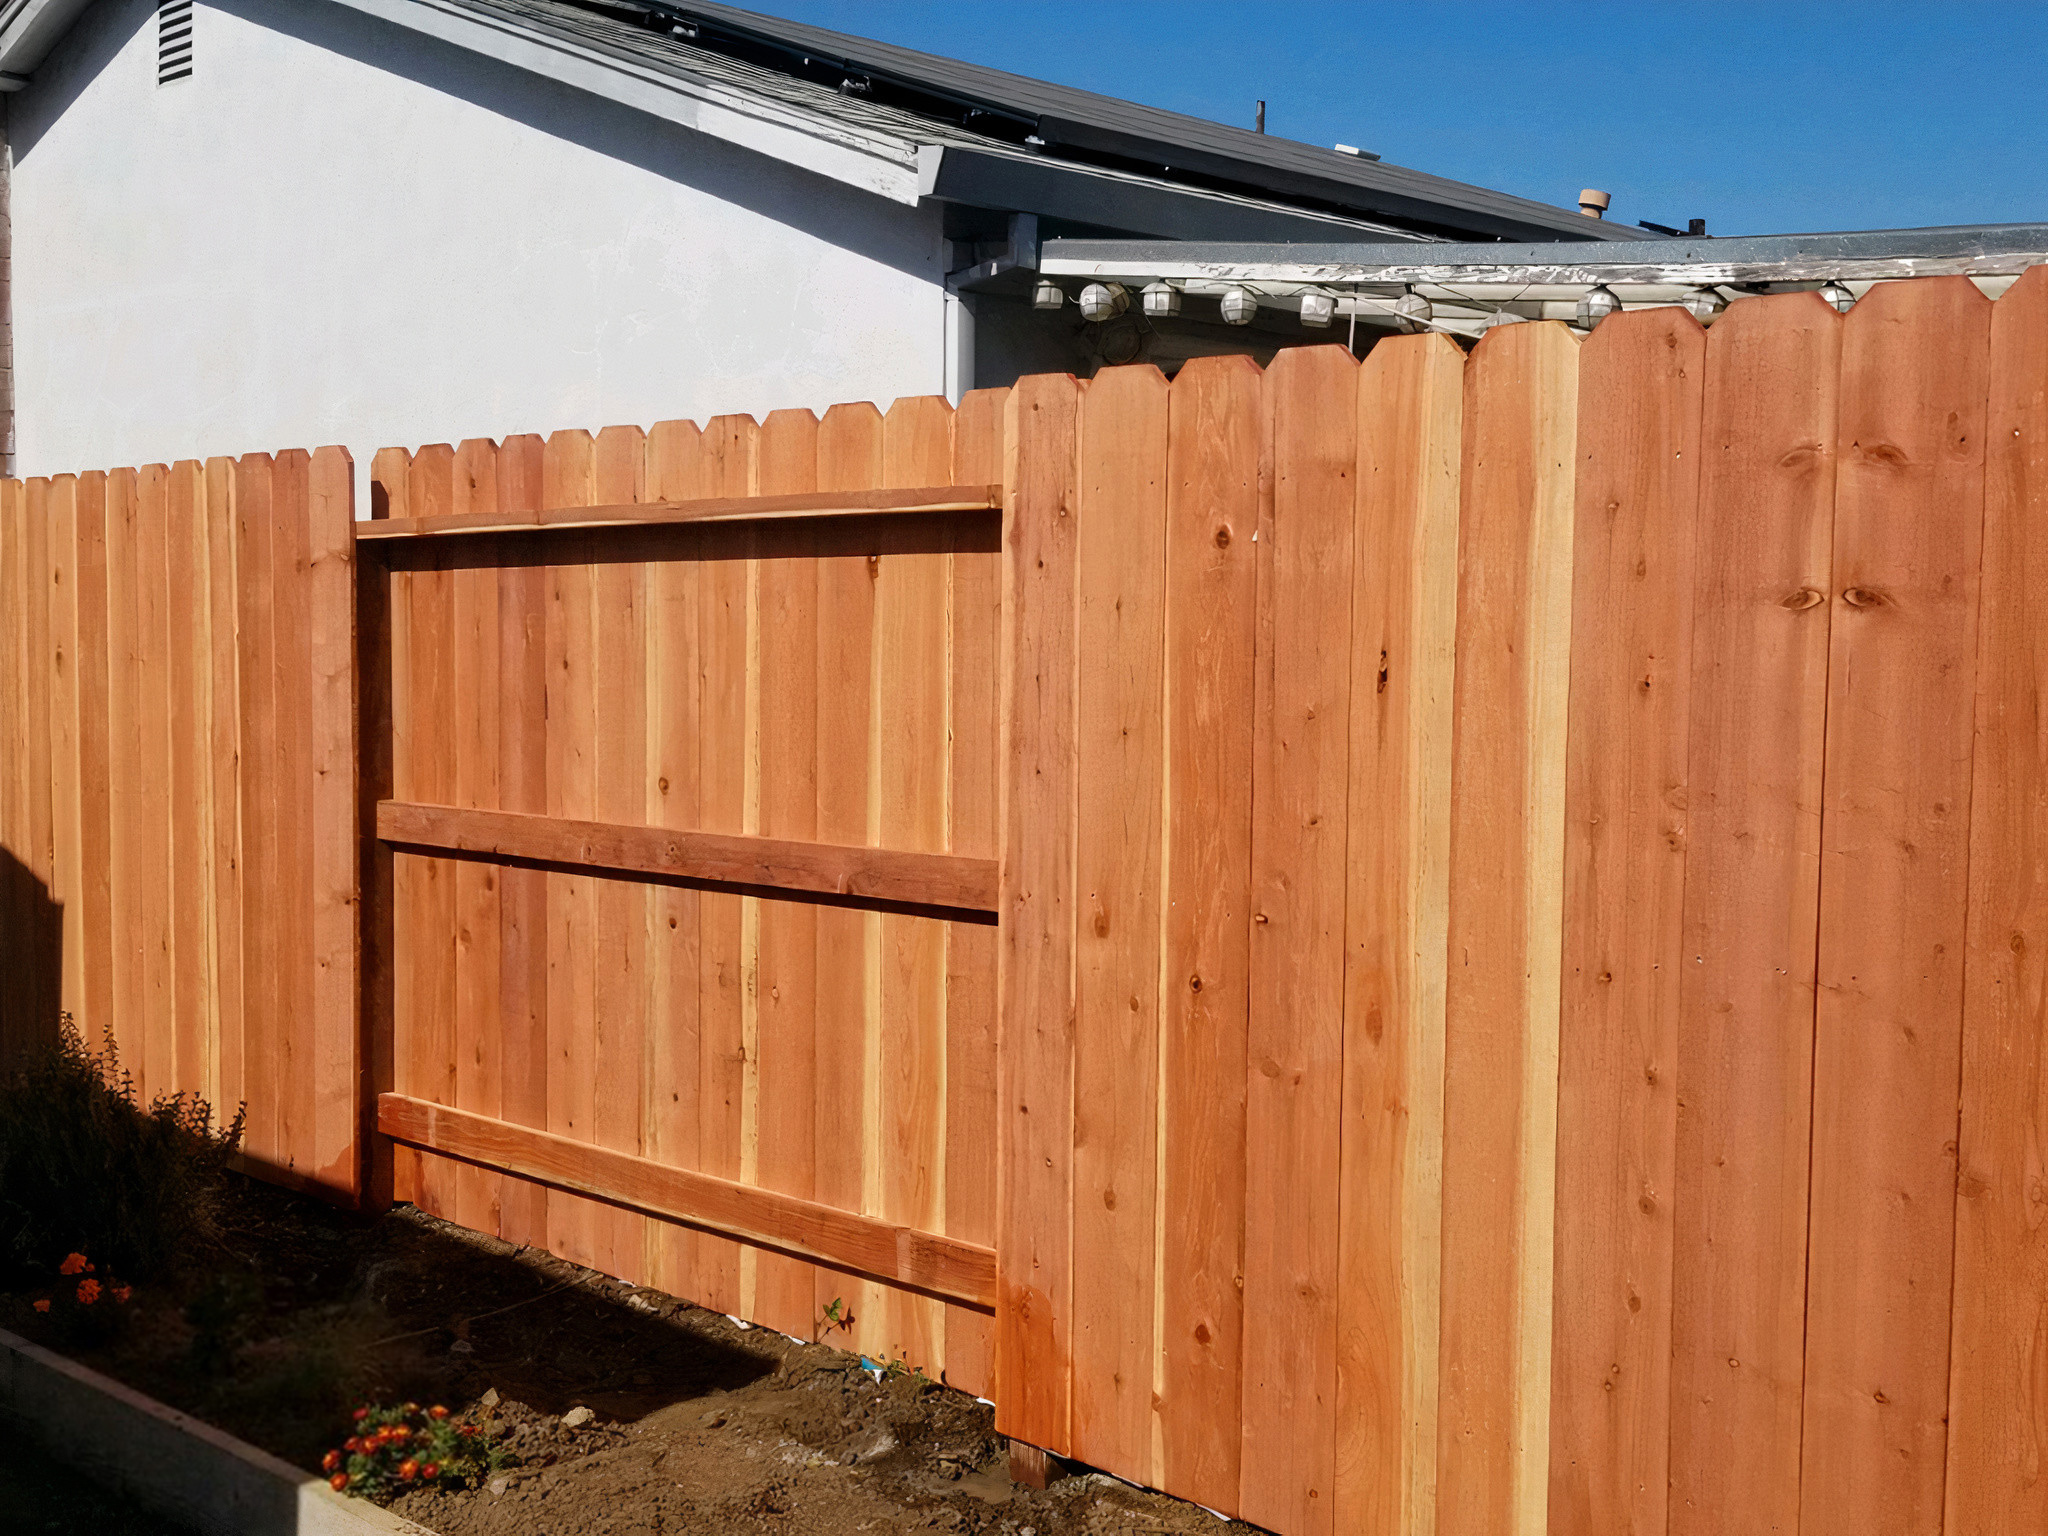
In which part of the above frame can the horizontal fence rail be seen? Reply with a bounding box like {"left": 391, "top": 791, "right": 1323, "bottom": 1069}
{"left": 3, "top": 269, "right": 2047, "bottom": 1536}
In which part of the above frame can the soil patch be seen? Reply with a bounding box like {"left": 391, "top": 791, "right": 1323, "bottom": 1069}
{"left": 3, "top": 1174, "right": 1266, "bottom": 1536}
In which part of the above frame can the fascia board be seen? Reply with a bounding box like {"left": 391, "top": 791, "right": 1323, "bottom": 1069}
{"left": 327, "top": 0, "right": 925, "bottom": 204}
{"left": 917, "top": 143, "right": 1436, "bottom": 246}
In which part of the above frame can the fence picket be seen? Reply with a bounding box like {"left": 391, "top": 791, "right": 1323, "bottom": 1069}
{"left": 1802, "top": 274, "right": 1991, "bottom": 1536}
{"left": 1068, "top": 365, "right": 1170, "bottom": 1484}
{"left": 997, "top": 372, "right": 1082, "bottom": 1457}
{"left": 73, "top": 472, "right": 114, "bottom": 1053}
{"left": 642, "top": 418, "right": 707, "bottom": 1298}
{"left": 1437, "top": 322, "right": 1579, "bottom": 1536}
{"left": 1239, "top": 344, "right": 1359, "bottom": 1536}
{"left": 813, "top": 401, "right": 884, "bottom": 1362}
{"left": 754, "top": 406, "right": 823, "bottom": 1342}
{"left": 540, "top": 431, "right": 602, "bottom": 1269}
{"left": 451, "top": 438, "right": 505, "bottom": 1236}
{"left": 876, "top": 395, "right": 956, "bottom": 1374}
{"left": 203, "top": 458, "right": 244, "bottom": 1123}
{"left": 1664, "top": 291, "right": 1841, "bottom": 1536}
{"left": 495, "top": 432, "right": 551, "bottom": 1249}
{"left": 1335, "top": 332, "right": 1463, "bottom": 1536}
{"left": 593, "top": 423, "right": 650, "bottom": 1284}
{"left": 942, "top": 384, "right": 1006, "bottom": 1399}
{"left": 695, "top": 413, "right": 758, "bottom": 1317}
{"left": 1947, "top": 261, "right": 2048, "bottom": 1535}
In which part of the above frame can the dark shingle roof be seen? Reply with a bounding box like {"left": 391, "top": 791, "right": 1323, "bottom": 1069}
{"left": 539, "top": 0, "right": 1653, "bottom": 243}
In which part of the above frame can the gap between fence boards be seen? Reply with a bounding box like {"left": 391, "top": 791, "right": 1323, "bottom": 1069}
{"left": 376, "top": 1095, "right": 997, "bottom": 1310}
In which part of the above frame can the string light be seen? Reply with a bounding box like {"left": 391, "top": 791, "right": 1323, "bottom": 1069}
{"left": 1575, "top": 285, "right": 1623, "bottom": 330}
{"left": 1142, "top": 281, "right": 1181, "bottom": 319}
{"left": 1079, "top": 282, "right": 1130, "bottom": 321}
{"left": 1298, "top": 292, "right": 1337, "bottom": 328}
{"left": 1820, "top": 281, "right": 1856, "bottom": 313}
{"left": 1220, "top": 287, "right": 1258, "bottom": 325}
{"left": 1032, "top": 279, "right": 1065, "bottom": 311}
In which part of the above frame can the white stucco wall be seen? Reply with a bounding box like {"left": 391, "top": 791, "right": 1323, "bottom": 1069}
{"left": 9, "top": 0, "right": 951, "bottom": 482}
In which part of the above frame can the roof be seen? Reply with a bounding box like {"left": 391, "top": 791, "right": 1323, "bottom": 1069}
{"left": 0, "top": 0, "right": 1651, "bottom": 245}
{"left": 629, "top": 0, "right": 1649, "bottom": 243}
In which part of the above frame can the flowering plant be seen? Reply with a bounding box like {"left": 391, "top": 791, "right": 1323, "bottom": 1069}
{"left": 27, "top": 1252, "right": 134, "bottom": 1343}
{"left": 325, "top": 1401, "right": 505, "bottom": 1498}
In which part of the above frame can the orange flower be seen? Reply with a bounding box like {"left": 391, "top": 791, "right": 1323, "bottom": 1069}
{"left": 422, "top": 1463, "right": 440, "bottom": 1479}
{"left": 429, "top": 1405, "right": 449, "bottom": 1420}
{"left": 31, "top": 1299, "right": 50, "bottom": 1313}
{"left": 111, "top": 1284, "right": 131, "bottom": 1304}
{"left": 352, "top": 1407, "right": 371, "bottom": 1422}
{"left": 329, "top": 1473, "right": 349, "bottom": 1492}
{"left": 76, "top": 1279, "right": 101, "bottom": 1305}
{"left": 397, "top": 1459, "right": 419, "bottom": 1482}
{"left": 58, "top": 1253, "right": 88, "bottom": 1277}
{"left": 322, "top": 1450, "right": 342, "bottom": 1473}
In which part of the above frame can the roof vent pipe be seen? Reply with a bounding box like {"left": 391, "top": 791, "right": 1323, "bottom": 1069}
{"left": 1578, "top": 188, "right": 1612, "bottom": 219}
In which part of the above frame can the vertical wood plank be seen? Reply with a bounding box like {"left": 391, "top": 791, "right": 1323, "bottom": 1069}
{"left": 998, "top": 372, "right": 1082, "bottom": 1456}
{"left": 1547, "top": 309, "right": 1704, "bottom": 1536}
{"left": 1239, "top": 345, "right": 1358, "bottom": 1536}
{"left": 1157, "top": 357, "right": 1260, "bottom": 1512}
{"left": 1946, "top": 261, "right": 2048, "bottom": 1536}
{"left": 1665, "top": 292, "right": 1841, "bottom": 1536}
{"left": 20, "top": 480, "right": 55, "bottom": 1045}
{"left": 643, "top": 419, "right": 705, "bottom": 1298}
{"left": 813, "top": 402, "right": 882, "bottom": 1354}
{"left": 0, "top": 479, "right": 19, "bottom": 1060}
{"left": 695, "top": 413, "right": 758, "bottom": 1316}
{"left": 403, "top": 446, "right": 458, "bottom": 1212}
{"left": 1802, "top": 274, "right": 1991, "bottom": 1536}
{"left": 943, "top": 385, "right": 1007, "bottom": 1398}
{"left": 1335, "top": 332, "right": 1464, "bottom": 1536}
{"left": 371, "top": 449, "right": 416, "bottom": 1206}
{"left": 540, "top": 431, "right": 601, "bottom": 1268}
{"left": 165, "top": 464, "right": 208, "bottom": 1098}
{"left": 307, "top": 446, "right": 358, "bottom": 1196}
{"left": 73, "top": 472, "right": 114, "bottom": 1052}
{"left": 271, "top": 451, "right": 318, "bottom": 1180}
{"left": 754, "top": 406, "right": 822, "bottom": 1339}
{"left": 1436, "top": 322, "right": 1580, "bottom": 1536}
{"left": 1068, "top": 366, "right": 1169, "bottom": 1483}
{"left": 450, "top": 440, "right": 504, "bottom": 1236}
{"left": 232, "top": 458, "right": 279, "bottom": 1169}
{"left": 131, "top": 465, "right": 174, "bottom": 1103}
{"left": 494, "top": 434, "right": 551, "bottom": 1248}
{"left": 593, "top": 423, "right": 650, "bottom": 1284}
{"left": 876, "top": 395, "right": 955, "bottom": 1372}
{"left": 46, "top": 478, "right": 83, "bottom": 1036}
{"left": 203, "top": 459, "right": 244, "bottom": 1130}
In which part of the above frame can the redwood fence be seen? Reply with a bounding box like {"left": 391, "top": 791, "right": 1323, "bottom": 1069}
{"left": 2, "top": 269, "right": 2046, "bottom": 1536}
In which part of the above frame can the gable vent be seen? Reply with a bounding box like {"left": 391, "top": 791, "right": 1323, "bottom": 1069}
{"left": 158, "top": 0, "right": 194, "bottom": 85}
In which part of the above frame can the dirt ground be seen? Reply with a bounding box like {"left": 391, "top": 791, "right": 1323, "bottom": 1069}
{"left": 4, "top": 1175, "right": 1266, "bottom": 1536}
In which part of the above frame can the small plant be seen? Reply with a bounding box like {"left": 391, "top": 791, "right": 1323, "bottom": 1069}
{"left": 325, "top": 1401, "right": 506, "bottom": 1498}
{"left": 27, "top": 1250, "right": 136, "bottom": 1345}
{"left": 819, "top": 1295, "right": 852, "bottom": 1337}
{"left": 0, "top": 1015, "right": 244, "bottom": 1281}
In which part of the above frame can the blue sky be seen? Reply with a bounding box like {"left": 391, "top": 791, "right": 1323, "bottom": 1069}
{"left": 759, "top": 1, "right": 2048, "bottom": 237}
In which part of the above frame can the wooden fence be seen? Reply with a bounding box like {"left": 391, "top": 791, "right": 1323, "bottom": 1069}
{"left": 2, "top": 267, "right": 2046, "bottom": 1536}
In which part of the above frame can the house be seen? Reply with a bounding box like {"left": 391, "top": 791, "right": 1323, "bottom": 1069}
{"left": 0, "top": 0, "right": 1648, "bottom": 480}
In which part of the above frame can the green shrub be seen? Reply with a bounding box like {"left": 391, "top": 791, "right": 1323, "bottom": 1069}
{"left": 0, "top": 1015, "right": 244, "bottom": 1282}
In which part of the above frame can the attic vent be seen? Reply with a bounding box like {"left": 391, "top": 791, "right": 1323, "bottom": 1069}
{"left": 158, "top": 0, "right": 194, "bottom": 85}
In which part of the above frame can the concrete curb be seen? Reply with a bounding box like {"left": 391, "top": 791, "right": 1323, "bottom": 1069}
{"left": 0, "top": 1327, "right": 435, "bottom": 1535}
